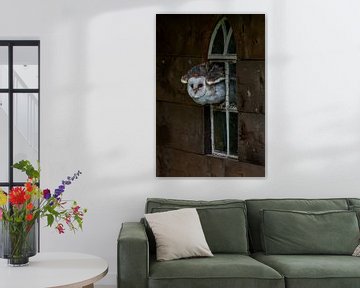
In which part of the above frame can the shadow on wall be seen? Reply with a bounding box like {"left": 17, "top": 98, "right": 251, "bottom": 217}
{"left": 45, "top": 0, "right": 198, "bottom": 170}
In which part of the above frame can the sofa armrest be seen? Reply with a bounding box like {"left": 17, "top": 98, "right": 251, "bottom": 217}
{"left": 118, "top": 222, "right": 149, "bottom": 288}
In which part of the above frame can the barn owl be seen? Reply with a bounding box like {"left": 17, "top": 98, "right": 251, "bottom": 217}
{"left": 181, "top": 63, "right": 226, "bottom": 105}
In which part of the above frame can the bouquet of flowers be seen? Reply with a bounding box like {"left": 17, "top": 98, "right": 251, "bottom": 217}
{"left": 0, "top": 160, "right": 87, "bottom": 265}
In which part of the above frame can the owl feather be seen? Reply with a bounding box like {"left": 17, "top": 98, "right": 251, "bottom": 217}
{"left": 181, "top": 63, "right": 226, "bottom": 105}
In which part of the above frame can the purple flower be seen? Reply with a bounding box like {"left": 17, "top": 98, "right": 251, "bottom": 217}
{"left": 43, "top": 189, "right": 51, "bottom": 200}
{"left": 54, "top": 189, "right": 63, "bottom": 198}
{"left": 54, "top": 170, "right": 82, "bottom": 199}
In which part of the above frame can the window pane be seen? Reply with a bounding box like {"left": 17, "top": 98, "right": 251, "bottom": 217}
{"left": 229, "top": 63, "right": 237, "bottom": 109}
{"left": 13, "top": 93, "right": 39, "bottom": 182}
{"left": 224, "top": 20, "right": 231, "bottom": 35}
{"left": 227, "top": 32, "right": 236, "bottom": 54}
{"left": 229, "top": 112, "right": 238, "bottom": 156}
{"left": 0, "top": 47, "right": 8, "bottom": 89}
{"left": 0, "top": 186, "right": 8, "bottom": 193}
{"left": 0, "top": 93, "right": 9, "bottom": 182}
{"left": 211, "top": 25, "right": 224, "bottom": 54}
{"left": 13, "top": 46, "right": 38, "bottom": 89}
{"left": 213, "top": 111, "right": 227, "bottom": 153}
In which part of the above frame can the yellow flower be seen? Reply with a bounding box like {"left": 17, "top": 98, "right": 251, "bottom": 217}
{"left": 0, "top": 190, "right": 7, "bottom": 206}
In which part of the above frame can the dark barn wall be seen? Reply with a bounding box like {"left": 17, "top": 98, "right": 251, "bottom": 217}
{"left": 156, "top": 14, "right": 265, "bottom": 177}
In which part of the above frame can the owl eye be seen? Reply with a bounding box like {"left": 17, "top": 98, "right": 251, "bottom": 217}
{"left": 198, "top": 83, "right": 203, "bottom": 88}
{"left": 190, "top": 84, "right": 194, "bottom": 89}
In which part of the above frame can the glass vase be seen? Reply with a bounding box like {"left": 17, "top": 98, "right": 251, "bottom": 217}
{"left": 0, "top": 220, "right": 37, "bottom": 266}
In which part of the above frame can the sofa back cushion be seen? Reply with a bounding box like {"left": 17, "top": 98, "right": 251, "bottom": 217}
{"left": 347, "top": 199, "right": 360, "bottom": 228}
{"left": 348, "top": 198, "right": 360, "bottom": 207}
{"left": 145, "top": 198, "right": 249, "bottom": 254}
{"left": 261, "top": 209, "right": 359, "bottom": 255}
{"left": 246, "top": 198, "right": 349, "bottom": 252}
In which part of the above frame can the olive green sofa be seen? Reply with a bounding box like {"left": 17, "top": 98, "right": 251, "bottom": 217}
{"left": 118, "top": 198, "right": 360, "bottom": 288}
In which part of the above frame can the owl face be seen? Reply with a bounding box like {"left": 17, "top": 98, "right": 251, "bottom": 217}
{"left": 181, "top": 63, "right": 226, "bottom": 105}
{"left": 187, "top": 76, "right": 207, "bottom": 99}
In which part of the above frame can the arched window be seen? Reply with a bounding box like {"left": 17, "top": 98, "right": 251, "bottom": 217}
{"left": 208, "top": 17, "right": 238, "bottom": 158}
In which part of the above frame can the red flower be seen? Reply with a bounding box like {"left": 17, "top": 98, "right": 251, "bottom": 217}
{"left": 56, "top": 223, "right": 65, "bottom": 234}
{"left": 26, "top": 214, "right": 33, "bottom": 221}
{"left": 24, "top": 193, "right": 31, "bottom": 200}
{"left": 26, "top": 203, "right": 34, "bottom": 210}
{"left": 72, "top": 205, "right": 80, "bottom": 215}
{"left": 25, "top": 182, "right": 33, "bottom": 192}
{"left": 65, "top": 214, "right": 71, "bottom": 225}
{"left": 9, "top": 187, "right": 26, "bottom": 205}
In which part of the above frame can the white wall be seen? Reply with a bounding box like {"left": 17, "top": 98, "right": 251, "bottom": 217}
{"left": 1, "top": 0, "right": 360, "bottom": 285}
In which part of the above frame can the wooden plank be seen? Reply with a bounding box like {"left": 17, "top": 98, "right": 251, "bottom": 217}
{"left": 157, "top": 14, "right": 264, "bottom": 60}
{"left": 229, "top": 14, "right": 265, "bottom": 60}
{"left": 225, "top": 158, "right": 265, "bottom": 177}
{"left": 207, "top": 155, "right": 226, "bottom": 177}
{"left": 156, "top": 146, "right": 208, "bottom": 177}
{"left": 237, "top": 60, "right": 265, "bottom": 113}
{"left": 156, "top": 14, "right": 219, "bottom": 57}
{"left": 238, "top": 113, "right": 265, "bottom": 166}
{"left": 157, "top": 102, "right": 204, "bottom": 154}
{"left": 156, "top": 56, "right": 204, "bottom": 106}
{"left": 157, "top": 146, "right": 264, "bottom": 177}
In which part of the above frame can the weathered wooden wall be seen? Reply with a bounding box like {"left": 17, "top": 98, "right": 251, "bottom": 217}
{"left": 156, "top": 14, "right": 265, "bottom": 177}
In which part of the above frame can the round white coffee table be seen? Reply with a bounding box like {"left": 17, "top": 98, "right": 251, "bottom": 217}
{"left": 0, "top": 252, "right": 108, "bottom": 288}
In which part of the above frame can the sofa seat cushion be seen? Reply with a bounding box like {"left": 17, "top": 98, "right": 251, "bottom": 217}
{"left": 252, "top": 252, "right": 360, "bottom": 288}
{"left": 149, "top": 254, "right": 284, "bottom": 288}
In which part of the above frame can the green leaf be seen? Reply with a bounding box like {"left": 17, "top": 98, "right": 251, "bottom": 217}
{"left": 12, "top": 160, "right": 29, "bottom": 170}
{"left": 47, "top": 214, "right": 54, "bottom": 227}
{"left": 12, "top": 160, "right": 40, "bottom": 180}
{"left": 75, "top": 216, "right": 83, "bottom": 230}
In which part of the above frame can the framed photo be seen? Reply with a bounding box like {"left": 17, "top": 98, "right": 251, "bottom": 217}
{"left": 156, "top": 14, "right": 265, "bottom": 177}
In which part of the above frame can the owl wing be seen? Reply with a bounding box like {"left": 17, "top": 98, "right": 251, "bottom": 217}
{"left": 181, "top": 63, "right": 208, "bottom": 83}
{"left": 205, "top": 64, "right": 225, "bottom": 85}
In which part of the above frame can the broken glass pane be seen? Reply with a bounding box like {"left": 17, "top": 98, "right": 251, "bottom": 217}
{"left": 229, "top": 112, "right": 238, "bottom": 155}
{"left": 213, "top": 111, "right": 227, "bottom": 153}
{"left": 211, "top": 25, "right": 224, "bottom": 54}
{"left": 224, "top": 20, "right": 230, "bottom": 35}
{"left": 227, "top": 31, "right": 236, "bottom": 54}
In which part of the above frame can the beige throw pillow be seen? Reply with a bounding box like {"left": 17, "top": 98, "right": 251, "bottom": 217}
{"left": 145, "top": 208, "right": 213, "bottom": 261}
{"left": 353, "top": 244, "right": 360, "bottom": 256}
